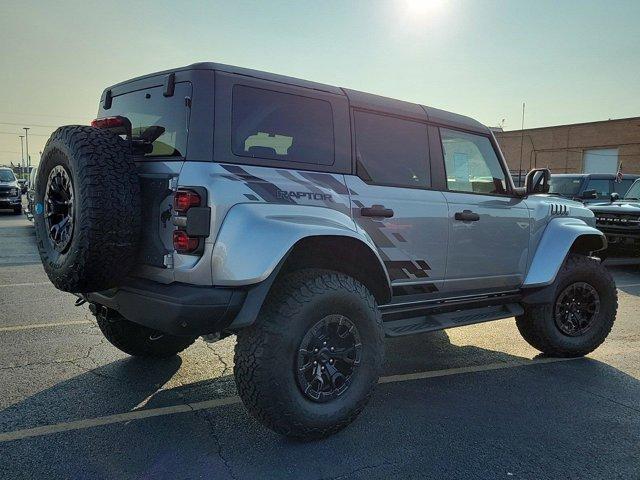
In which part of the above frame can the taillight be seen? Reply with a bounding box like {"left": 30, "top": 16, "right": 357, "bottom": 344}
{"left": 174, "top": 190, "right": 201, "bottom": 213}
{"left": 91, "top": 116, "right": 126, "bottom": 129}
{"left": 173, "top": 189, "right": 203, "bottom": 254}
{"left": 173, "top": 230, "right": 199, "bottom": 253}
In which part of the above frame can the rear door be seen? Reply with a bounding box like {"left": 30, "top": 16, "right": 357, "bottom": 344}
{"left": 345, "top": 110, "right": 449, "bottom": 300}
{"left": 438, "top": 128, "right": 530, "bottom": 294}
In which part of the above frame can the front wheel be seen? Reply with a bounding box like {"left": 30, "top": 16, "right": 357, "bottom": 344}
{"left": 234, "top": 269, "right": 385, "bottom": 440}
{"left": 516, "top": 254, "right": 617, "bottom": 357}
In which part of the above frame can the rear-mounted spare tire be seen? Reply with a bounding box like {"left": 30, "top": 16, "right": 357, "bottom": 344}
{"left": 34, "top": 125, "right": 141, "bottom": 293}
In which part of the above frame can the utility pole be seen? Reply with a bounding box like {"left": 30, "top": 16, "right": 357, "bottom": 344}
{"left": 23, "top": 127, "right": 30, "bottom": 173}
{"left": 19, "top": 135, "right": 25, "bottom": 178}
{"left": 518, "top": 102, "right": 525, "bottom": 178}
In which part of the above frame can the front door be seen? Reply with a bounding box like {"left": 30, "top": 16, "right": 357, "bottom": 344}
{"left": 438, "top": 128, "right": 530, "bottom": 294}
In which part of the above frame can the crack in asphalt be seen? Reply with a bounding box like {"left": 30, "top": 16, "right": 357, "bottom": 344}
{"left": 0, "top": 337, "right": 105, "bottom": 371}
{"left": 205, "top": 342, "right": 231, "bottom": 376}
{"left": 194, "top": 405, "right": 240, "bottom": 480}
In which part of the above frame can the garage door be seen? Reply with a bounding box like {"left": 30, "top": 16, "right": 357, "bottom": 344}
{"left": 583, "top": 148, "right": 618, "bottom": 174}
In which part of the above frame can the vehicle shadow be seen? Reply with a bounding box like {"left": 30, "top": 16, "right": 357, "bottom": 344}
{"left": 1, "top": 331, "right": 638, "bottom": 480}
{"left": 607, "top": 264, "right": 640, "bottom": 296}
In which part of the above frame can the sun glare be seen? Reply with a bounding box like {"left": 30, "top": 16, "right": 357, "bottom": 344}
{"left": 403, "top": 0, "right": 447, "bottom": 16}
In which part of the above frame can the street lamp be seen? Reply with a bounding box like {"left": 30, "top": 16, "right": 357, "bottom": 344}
{"left": 23, "top": 127, "right": 30, "bottom": 172}
{"left": 18, "top": 135, "right": 25, "bottom": 177}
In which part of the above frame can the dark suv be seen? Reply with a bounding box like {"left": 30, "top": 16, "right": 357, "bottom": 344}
{"left": 549, "top": 173, "right": 638, "bottom": 203}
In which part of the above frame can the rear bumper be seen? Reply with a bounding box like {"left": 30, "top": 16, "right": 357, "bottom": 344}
{"left": 85, "top": 278, "right": 247, "bottom": 336}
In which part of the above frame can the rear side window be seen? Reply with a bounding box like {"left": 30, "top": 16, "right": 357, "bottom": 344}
{"left": 441, "top": 128, "right": 507, "bottom": 195}
{"left": 354, "top": 111, "right": 429, "bottom": 188}
{"left": 231, "top": 85, "right": 334, "bottom": 166}
{"left": 108, "top": 82, "right": 191, "bottom": 158}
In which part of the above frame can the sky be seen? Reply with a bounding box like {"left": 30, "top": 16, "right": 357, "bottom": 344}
{"left": 0, "top": 0, "right": 639, "bottom": 167}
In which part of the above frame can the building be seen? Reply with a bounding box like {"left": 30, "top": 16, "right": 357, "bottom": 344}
{"left": 494, "top": 116, "right": 640, "bottom": 176}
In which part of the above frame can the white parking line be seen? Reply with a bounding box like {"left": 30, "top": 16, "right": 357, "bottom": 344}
{"left": 0, "top": 281, "right": 50, "bottom": 288}
{"left": 0, "top": 356, "right": 581, "bottom": 443}
{"left": 0, "top": 320, "right": 93, "bottom": 332}
{"left": 616, "top": 282, "right": 640, "bottom": 288}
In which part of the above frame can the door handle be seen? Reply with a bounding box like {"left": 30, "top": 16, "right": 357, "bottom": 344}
{"left": 360, "top": 204, "right": 394, "bottom": 218}
{"left": 454, "top": 210, "right": 480, "bottom": 222}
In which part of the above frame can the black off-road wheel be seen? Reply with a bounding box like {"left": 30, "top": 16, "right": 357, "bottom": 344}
{"left": 234, "top": 269, "right": 385, "bottom": 440}
{"left": 95, "top": 309, "right": 197, "bottom": 358}
{"left": 516, "top": 254, "right": 617, "bottom": 357}
{"left": 34, "top": 125, "right": 140, "bottom": 293}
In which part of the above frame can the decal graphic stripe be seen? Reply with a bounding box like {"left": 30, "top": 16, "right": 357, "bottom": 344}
{"left": 221, "top": 164, "right": 294, "bottom": 204}
{"left": 300, "top": 172, "right": 350, "bottom": 195}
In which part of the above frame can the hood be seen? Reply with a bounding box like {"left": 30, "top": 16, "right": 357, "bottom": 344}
{"left": 588, "top": 201, "right": 640, "bottom": 214}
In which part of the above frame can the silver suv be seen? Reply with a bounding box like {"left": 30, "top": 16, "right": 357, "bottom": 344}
{"left": 33, "top": 63, "right": 617, "bottom": 439}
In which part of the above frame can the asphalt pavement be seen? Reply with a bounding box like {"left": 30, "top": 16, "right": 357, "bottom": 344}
{"left": 0, "top": 206, "right": 638, "bottom": 479}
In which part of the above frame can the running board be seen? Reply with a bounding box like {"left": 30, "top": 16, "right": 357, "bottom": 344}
{"left": 383, "top": 303, "right": 524, "bottom": 337}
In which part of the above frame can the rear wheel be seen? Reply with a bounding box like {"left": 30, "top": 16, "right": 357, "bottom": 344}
{"left": 94, "top": 309, "right": 197, "bottom": 358}
{"left": 516, "top": 254, "right": 617, "bottom": 357}
{"left": 234, "top": 269, "right": 384, "bottom": 439}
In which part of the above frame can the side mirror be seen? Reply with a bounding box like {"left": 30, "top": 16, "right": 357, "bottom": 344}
{"left": 610, "top": 192, "right": 620, "bottom": 202}
{"left": 581, "top": 189, "right": 598, "bottom": 200}
{"left": 525, "top": 168, "right": 551, "bottom": 195}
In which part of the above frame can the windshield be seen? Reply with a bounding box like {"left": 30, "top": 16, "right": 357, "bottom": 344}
{"left": 624, "top": 180, "right": 640, "bottom": 200}
{"left": 548, "top": 176, "right": 583, "bottom": 197}
{"left": 103, "top": 82, "right": 192, "bottom": 158}
{"left": 0, "top": 170, "right": 16, "bottom": 182}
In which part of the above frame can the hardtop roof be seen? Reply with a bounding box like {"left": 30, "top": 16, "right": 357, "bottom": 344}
{"left": 106, "top": 62, "right": 489, "bottom": 134}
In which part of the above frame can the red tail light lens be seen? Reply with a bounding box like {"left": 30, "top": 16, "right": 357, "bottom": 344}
{"left": 173, "top": 230, "right": 199, "bottom": 253}
{"left": 91, "top": 116, "right": 126, "bottom": 129}
{"left": 174, "top": 190, "right": 201, "bottom": 213}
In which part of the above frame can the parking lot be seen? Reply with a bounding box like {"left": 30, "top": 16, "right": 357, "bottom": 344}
{"left": 0, "top": 209, "right": 638, "bottom": 480}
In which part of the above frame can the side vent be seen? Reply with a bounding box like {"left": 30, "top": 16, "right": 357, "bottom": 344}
{"left": 549, "top": 203, "right": 569, "bottom": 216}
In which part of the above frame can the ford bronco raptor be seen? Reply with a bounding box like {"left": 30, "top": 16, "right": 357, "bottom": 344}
{"left": 34, "top": 63, "right": 617, "bottom": 439}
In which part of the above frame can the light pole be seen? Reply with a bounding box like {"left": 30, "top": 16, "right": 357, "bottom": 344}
{"left": 23, "top": 127, "right": 30, "bottom": 173}
{"left": 19, "top": 135, "right": 25, "bottom": 178}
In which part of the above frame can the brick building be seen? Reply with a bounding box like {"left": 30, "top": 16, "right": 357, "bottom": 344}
{"left": 494, "top": 117, "right": 640, "bottom": 177}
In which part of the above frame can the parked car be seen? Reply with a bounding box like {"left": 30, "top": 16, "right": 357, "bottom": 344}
{"left": 0, "top": 167, "right": 22, "bottom": 214}
{"left": 549, "top": 173, "right": 638, "bottom": 203}
{"left": 589, "top": 178, "right": 640, "bottom": 260}
{"left": 24, "top": 165, "right": 38, "bottom": 221}
{"left": 33, "top": 63, "right": 617, "bottom": 439}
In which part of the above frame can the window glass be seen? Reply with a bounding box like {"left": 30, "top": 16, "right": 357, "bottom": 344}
{"left": 624, "top": 180, "right": 640, "bottom": 199}
{"left": 232, "top": 85, "right": 334, "bottom": 166}
{"left": 549, "top": 176, "right": 583, "bottom": 197}
{"left": 0, "top": 170, "right": 16, "bottom": 182}
{"left": 586, "top": 179, "right": 611, "bottom": 198}
{"left": 613, "top": 179, "right": 634, "bottom": 195}
{"left": 354, "top": 111, "right": 429, "bottom": 188}
{"left": 441, "top": 128, "right": 507, "bottom": 194}
{"left": 108, "top": 82, "right": 191, "bottom": 158}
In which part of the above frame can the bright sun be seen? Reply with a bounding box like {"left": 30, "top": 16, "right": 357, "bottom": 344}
{"left": 403, "top": 0, "right": 447, "bottom": 16}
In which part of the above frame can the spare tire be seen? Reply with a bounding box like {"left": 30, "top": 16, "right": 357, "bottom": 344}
{"left": 34, "top": 125, "right": 141, "bottom": 293}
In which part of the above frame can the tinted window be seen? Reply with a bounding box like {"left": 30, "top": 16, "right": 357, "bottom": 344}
{"left": 354, "top": 111, "right": 429, "bottom": 188}
{"left": 0, "top": 170, "right": 15, "bottom": 182}
{"left": 549, "top": 176, "right": 583, "bottom": 197}
{"left": 108, "top": 82, "right": 191, "bottom": 158}
{"left": 232, "top": 85, "right": 334, "bottom": 166}
{"left": 614, "top": 179, "right": 634, "bottom": 195}
{"left": 586, "top": 179, "right": 611, "bottom": 198}
{"left": 441, "top": 128, "right": 507, "bottom": 194}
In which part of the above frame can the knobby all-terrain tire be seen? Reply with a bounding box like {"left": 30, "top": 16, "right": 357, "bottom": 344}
{"left": 234, "top": 269, "right": 385, "bottom": 440}
{"left": 516, "top": 254, "right": 617, "bottom": 357}
{"left": 35, "top": 125, "right": 140, "bottom": 293}
{"left": 95, "top": 311, "right": 197, "bottom": 358}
